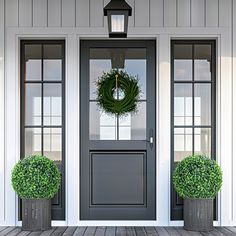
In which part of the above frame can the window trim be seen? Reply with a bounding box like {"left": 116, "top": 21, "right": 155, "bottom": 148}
{"left": 20, "top": 40, "right": 66, "bottom": 220}
{"left": 170, "top": 40, "right": 216, "bottom": 220}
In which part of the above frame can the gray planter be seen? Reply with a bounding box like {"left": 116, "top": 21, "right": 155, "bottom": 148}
{"left": 184, "top": 198, "right": 213, "bottom": 232}
{"left": 22, "top": 199, "right": 51, "bottom": 231}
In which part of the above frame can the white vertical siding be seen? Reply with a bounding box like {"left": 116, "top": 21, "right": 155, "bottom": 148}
{"left": 0, "top": 0, "right": 5, "bottom": 223}
{"left": 33, "top": 0, "right": 48, "bottom": 27}
{"left": 164, "top": 0, "right": 176, "bottom": 27}
{"left": 5, "top": 0, "right": 232, "bottom": 29}
{"left": 19, "top": 0, "right": 32, "bottom": 27}
{"left": 232, "top": 0, "right": 236, "bottom": 223}
{"left": 219, "top": 0, "right": 231, "bottom": 27}
{"left": 62, "top": 0, "right": 76, "bottom": 27}
{"left": 48, "top": 0, "right": 61, "bottom": 27}
{"left": 76, "top": 0, "right": 90, "bottom": 27}
{"left": 206, "top": 0, "right": 218, "bottom": 27}
{"left": 2, "top": 0, "right": 236, "bottom": 227}
{"left": 135, "top": 0, "right": 150, "bottom": 27}
{"left": 90, "top": 0, "right": 104, "bottom": 27}
{"left": 177, "top": 0, "right": 190, "bottom": 27}
{"left": 150, "top": 0, "right": 163, "bottom": 27}
{"left": 191, "top": 0, "right": 205, "bottom": 27}
{"left": 5, "top": 0, "right": 18, "bottom": 27}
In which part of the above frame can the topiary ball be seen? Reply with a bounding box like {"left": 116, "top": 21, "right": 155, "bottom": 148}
{"left": 11, "top": 155, "right": 61, "bottom": 199}
{"left": 173, "top": 155, "right": 222, "bottom": 199}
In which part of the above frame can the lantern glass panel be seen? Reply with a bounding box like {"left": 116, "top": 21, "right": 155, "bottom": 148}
{"left": 111, "top": 15, "right": 125, "bottom": 32}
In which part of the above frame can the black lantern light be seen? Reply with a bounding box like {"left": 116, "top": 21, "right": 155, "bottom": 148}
{"left": 104, "top": 0, "right": 132, "bottom": 38}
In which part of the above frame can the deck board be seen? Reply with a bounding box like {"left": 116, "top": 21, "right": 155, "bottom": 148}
{"left": 144, "top": 227, "right": 158, "bottom": 236}
{"left": 1, "top": 226, "right": 236, "bottom": 236}
{"left": 72, "top": 227, "right": 87, "bottom": 236}
{"left": 83, "top": 227, "right": 97, "bottom": 236}
{"left": 1, "top": 227, "right": 17, "bottom": 235}
{"left": 94, "top": 227, "right": 106, "bottom": 236}
{"left": 105, "top": 227, "right": 116, "bottom": 236}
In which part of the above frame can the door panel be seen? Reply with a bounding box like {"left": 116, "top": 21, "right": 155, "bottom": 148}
{"left": 80, "top": 40, "right": 156, "bottom": 220}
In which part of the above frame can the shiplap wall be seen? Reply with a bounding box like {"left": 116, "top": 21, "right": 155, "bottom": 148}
{"left": 4, "top": 0, "right": 232, "bottom": 28}
{"left": 2, "top": 0, "right": 236, "bottom": 226}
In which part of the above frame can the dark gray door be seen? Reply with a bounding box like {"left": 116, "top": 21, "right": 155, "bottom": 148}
{"left": 80, "top": 40, "right": 156, "bottom": 220}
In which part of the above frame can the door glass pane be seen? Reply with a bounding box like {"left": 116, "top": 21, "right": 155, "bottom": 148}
{"left": 89, "top": 48, "right": 147, "bottom": 140}
{"left": 174, "top": 84, "right": 192, "bottom": 126}
{"left": 25, "top": 44, "right": 42, "bottom": 81}
{"left": 90, "top": 60, "right": 111, "bottom": 99}
{"left": 194, "top": 128, "right": 211, "bottom": 157}
{"left": 43, "top": 45, "right": 62, "bottom": 81}
{"left": 43, "top": 84, "right": 62, "bottom": 126}
{"left": 44, "top": 128, "right": 62, "bottom": 162}
{"left": 90, "top": 102, "right": 116, "bottom": 140}
{"left": 194, "top": 84, "right": 211, "bottom": 126}
{"left": 174, "top": 44, "right": 192, "bottom": 81}
{"left": 119, "top": 102, "right": 146, "bottom": 140}
{"left": 194, "top": 45, "right": 211, "bottom": 81}
{"left": 25, "top": 128, "right": 42, "bottom": 156}
{"left": 25, "top": 84, "right": 42, "bottom": 125}
{"left": 90, "top": 48, "right": 146, "bottom": 99}
{"left": 174, "top": 128, "right": 192, "bottom": 162}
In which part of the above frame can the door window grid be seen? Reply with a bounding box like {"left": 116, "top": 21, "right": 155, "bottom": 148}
{"left": 89, "top": 50, "right": 147, "bottom": 141}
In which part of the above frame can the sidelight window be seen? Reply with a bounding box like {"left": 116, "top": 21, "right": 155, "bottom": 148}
{"left": 171, "top": 40, "right": 216, "bottom": 220}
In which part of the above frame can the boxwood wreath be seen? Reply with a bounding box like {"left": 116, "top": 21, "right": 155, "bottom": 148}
{"left": 96, "top": 69, "right": 141, "bottom": 116}
{"left": 173, "top": 155, "right": 222, "bottom": 199}
{"left": 11, "top": 155, "right": 61, "bottom": 199}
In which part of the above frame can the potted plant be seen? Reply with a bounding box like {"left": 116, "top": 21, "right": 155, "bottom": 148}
{"left": 173, "top": 155, "right": 222, "bottom": 232}
{"left": 11, "top": 155, "right": 61, "bottom": 231}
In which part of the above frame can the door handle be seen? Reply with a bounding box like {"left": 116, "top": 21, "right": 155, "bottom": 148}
{"left": 147, "top": 129, "right": 154, "bottom": 148}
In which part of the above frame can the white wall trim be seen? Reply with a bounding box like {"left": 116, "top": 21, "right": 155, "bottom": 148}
{"left": 0, "top": 0, "right": 5, "bottom": 223}
{"left": 3, "top": 26, "right": 235, "bottom": 226}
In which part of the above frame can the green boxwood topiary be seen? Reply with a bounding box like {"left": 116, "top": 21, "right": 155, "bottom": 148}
{"left": 11, "top": 155, "right": 61, "bottom": 199}
{"left": 173, "top": 155, "right": 222, "bottom": 199}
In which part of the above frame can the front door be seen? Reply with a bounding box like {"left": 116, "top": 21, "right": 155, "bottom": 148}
{"left": 80, "top": 40, "right": 156, "bottom": 220}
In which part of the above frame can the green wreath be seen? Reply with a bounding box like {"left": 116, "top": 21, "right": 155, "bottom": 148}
{"left": 96, "top": 69, "right": 141, "bottom": 116}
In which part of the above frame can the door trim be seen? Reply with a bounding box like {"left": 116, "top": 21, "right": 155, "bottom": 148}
{"left": 79, "top": 40, "right": 156, "bottom": 220}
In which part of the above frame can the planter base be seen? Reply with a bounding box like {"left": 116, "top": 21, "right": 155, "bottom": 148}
{"left": 184, "top": 198, "right": 213, "bottom": 232}
{"left": 22, "top": 199, "right": 51, "bottom": 231}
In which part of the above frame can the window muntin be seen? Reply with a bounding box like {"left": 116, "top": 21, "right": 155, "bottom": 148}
{"left": 172, "top": 41, "right": 215, "bottom": 163}
{"left": 21, "top": 41, "right": 64, "bottom": 163}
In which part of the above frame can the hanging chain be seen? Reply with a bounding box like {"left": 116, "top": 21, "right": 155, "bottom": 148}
{"left": 115, "top": 74, "right": 119, "bottom": 100}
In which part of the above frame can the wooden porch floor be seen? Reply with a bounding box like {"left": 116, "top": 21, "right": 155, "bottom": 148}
{"left": 0, "top": 226, "right": 236, "bottom": 236}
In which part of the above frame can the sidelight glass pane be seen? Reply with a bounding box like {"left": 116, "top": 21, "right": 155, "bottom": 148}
{"left": 44, "top": 128, "right": 62, "bottom": 162}
{"left": 25, "top": 128, "right": 42, "bottom": 156}
{"left": 174, "top": 128, "right": 193, "bottom": 162}
{"left": 25, "top": 44, "right": 42, "bottom": 81}
{"left": 194, "top": 45, "right": 211, "bottom": 81}
{"left": 194, "top": 84, "right": 211, "bottom": 126}
{"left": 43, "top": 84, "right": 62, "bottom": 126}
{"left": 25, "top": 84, "right": 42, "bottom": 125}
{"left": 194, "top": 128, "right": 211, "bottom": 157}
{"left": 174, "top": 44, "right": 192, "bottom": 81}
{"left": 43, "top": 44, "right": 62, "bottom": 81}
{"left": 174, "top": 84, "right": 192, "bottom": 126}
